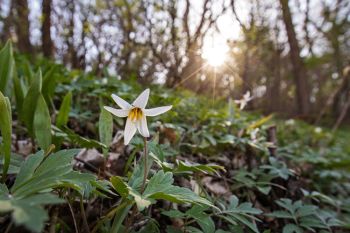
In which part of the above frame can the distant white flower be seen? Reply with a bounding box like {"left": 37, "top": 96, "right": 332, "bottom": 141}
{"left": 235, "top": 91, "right": 253, "bottom": 110}
{"left": 104, "top": 89, "right": 172, "bottom": 145}
{"left": 285, "top": 119, "right": 295, "bottom": 126}
{"left": 314, "top": 127, "right": 322, "bottom": 134}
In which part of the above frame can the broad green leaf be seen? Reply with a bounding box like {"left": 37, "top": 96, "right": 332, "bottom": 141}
{"left": 56, "top": 91, "right": 72, "bottom": 128}
{"left": 110, "top": 176, "right": 129, "bottom": 198}
{"left": 137, "top": 221, "right": 160, "bottom": 233}
{"left": 21, "top": 70, "right": 42, "bottom": 135}
{"left": 11, "top": 149, "right": 82, "bottom": 197}
{"left": 34, "top": 94, "right": 52, "bottom": 151}
{"left": 0, "top": 41, "right": 14, "bottom": 96}
{"left": 11, "top": 151, "right": 45, "bottom": 191}
{"left": 296, "top": 205, "right": 318, "bottom": 217}
{"left": 0, "top": 183, "right": 9, "bottom": 196}
{"left": 186, "top": 205, "right": 215, "bottom": 233}
{"left": 5, "top": 193, "right": 63, "bottom": 233}
{"left": 276, "top": 199, "right": 295, "bottom": 213}
{"left": 99, "top": 107, "right": 113, "bottom": 156}
{"left": 145, "top": 171, "right": 214, "bottom": 208}
{"left": 13, "top": 71, "right": 24, "bottom": 113}
{"left": 61, "top": 171, "right": 96, "bottom": 196}
{"left": 282, "top": 224, "right": 303, "bottom": 233}
{"left": 221, "top": 195, "right": 262, "bottom": 233}
{"left": 60, "top": 126, "right": 107, "bottom": 149}
{"left": 162, "top": 209, "right": 186, "bottom": 218}
{"left": 0, "top": 91, "right": 12, "bottom": 179}
{"left": 110, "top": 201, "right": 133, "bottom": 233}
{"left": 130, "top": 190, "right": 152, "bottom": 211}
{"left": 143, "top": 170, "right": 173, "bottom": 196}
{"left": 129, "top": 155, "right": 154, "bottom": 190}
{"left": 42, "top": 66, "right": 57, "bottom": 103}
{"left": 266, "top": 210, "right": 293, "bottom": 219}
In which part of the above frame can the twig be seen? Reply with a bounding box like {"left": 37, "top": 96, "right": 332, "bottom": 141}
{"left": 80, "top": 196, "right": 91, "bottom": 233}
{"left": 49, "top": 206, "right": 59, "bottom": 233}
{"left": 140, "top": 137, "right": 149, "bottom": 193}
{"left": 332, "top": 91, "right": 350, "bottom": 132}
{"left": 4, "top": 221, "right": 13, "bottom": 233}
{"left": 66, "top": 196, "right": 79, "bottom": 233}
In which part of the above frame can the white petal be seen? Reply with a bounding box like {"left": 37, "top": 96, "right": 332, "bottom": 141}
{"left": 104, "top": 106, "right": 129, "bottom": 117}
{"left": 143, "top": 106, "right": 172, "bottom": 116}
{"left": 112, "top": 94, "right": 132, "bottom": 109}
{"left": 124, "top": 117, "right": 137, "bottom": 145}
{"left": 137, "top": 115, "right": 149, "bottom": 137}
{"left": 132, "top": 89, "right": 150, "bottom": 108}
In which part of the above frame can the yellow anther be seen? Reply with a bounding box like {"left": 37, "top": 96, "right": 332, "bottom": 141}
{"left": 128, "top": 107, "right": 143, "bottom": 121}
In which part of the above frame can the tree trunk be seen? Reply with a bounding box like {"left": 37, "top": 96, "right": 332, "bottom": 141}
{"left": 279, "top": 0, "right": 310, "bottom": 115}
{"left": 13, "top": 0, "right": 32, "bottom": 53}
{"left": 42, "top": 0, "right": 54, "bottom": 58}
{"left": 1, "top": 0, "right": 14, "bottom": 43}
{"left": 67, "top": 0, "right": 79, "bottom": 68}
{"left": 267, "top": 49, "right": 282, "bottom": 112}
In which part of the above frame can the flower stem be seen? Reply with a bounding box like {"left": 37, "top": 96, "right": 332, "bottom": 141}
{"left": 140, "top": 137, "right": 148, "bottom": 193}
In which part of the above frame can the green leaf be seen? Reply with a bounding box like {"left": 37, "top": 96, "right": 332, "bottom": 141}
{"left": 162, "top": 209, "right": 186, "bottom": 218}
{"left": 130, "top": 190, "right": 152, "bottom": 211}
{"left": 0, "top": 183, "right": 9, "bottom": 196}
{"left": 56, "top": 91, "right": 72, "bottom": 128}
{"left": 186, "top": 205, "right": 215, "bottom": 233}
{"left": 1, "top": 193, "right": 63, "bottom": 233}
{"left": 13, "top": 71, "right": 24, "bottom": 113}
{"left": 143, "top": 170, "right": 174, "bottom": 196}
{"left": 266, "top": 210, "right": 293, "bottom": 219}
{"left": 145, "top": 171, "right": 214, "bottom": 208}
{"left": 0, "top": 91, "right": 12, "bottom": 180}
{"left": 296, "top": 205, "right": 317, "bottom": 217}
{"left": 220, "top": 195, "right": 261, "bottom": 233}
{"left": 176, "top": 160, "right": 225, "bottom": 175}
{"left": 21, "top": 70, "right": 42, "bottom": 135}
{"left": 60, "top": 126, "right": 107, "bottom": 149}
{"left": 11, "top": 149, "right": 84, "bottom": 197}
{"left": 282, "top": 224, "right": 303, "bottom": 233}
{"left": 12, "top": 202, "right": 48, "bottom": 232}
{"left": 11, "top": 151, "right": 45, "bottom": 191}
{"left": 0, "top": 153, "right": 24, "bottom": 175}
{"left": 99, "top": 107, "right": 113, "bottom": 156}
{"left": 34, "top": 94, "right": 52, "bottom": 151}
{"left": 110, "top": 201, "right": 133, "bottom": 233}
{"left": 110, "top": 176, "right": 129, "bottom": 198}
{"left": 0, "top": 41, "right": 14, "bottom": 96}
{"left": 42, "top": 66, "right": 57, "bottom": 103}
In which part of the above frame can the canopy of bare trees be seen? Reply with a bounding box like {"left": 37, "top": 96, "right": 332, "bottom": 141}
{"left": 0, "top": 0, "right": 349, "bottom": 120}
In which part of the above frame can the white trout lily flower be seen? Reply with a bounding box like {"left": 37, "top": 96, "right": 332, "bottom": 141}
{"left": 104, "top": 89, "right": 172, "bottom": 145}
{"left": 235, "top": 91, "right": 254, "bottom": 110}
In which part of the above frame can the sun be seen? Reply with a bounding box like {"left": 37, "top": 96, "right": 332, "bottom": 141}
{"left": 202, "top": 39, "right": 229, "bottom": 67}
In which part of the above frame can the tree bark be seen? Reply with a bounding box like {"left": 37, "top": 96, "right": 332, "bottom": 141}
{"left": 42, "top": 0, "right": 54, "bottom": 58}
{"left": 13, "top": 0, "right": 32, "bottom": 53}
{"left": 267, "top": 49, "right": 282, "bottom": 112}
{"left": 1, "top": 0, "right": 14, "bottom": 43}
{"left": 67, "top": 0, "right": 79, "bottom": 68}
{"left": 279, "top": 0, "right": 310, "bottom": 115}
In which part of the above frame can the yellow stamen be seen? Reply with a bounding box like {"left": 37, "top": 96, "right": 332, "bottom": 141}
{"left": 128, "top": 107, "right": 143, "bottom": 121}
